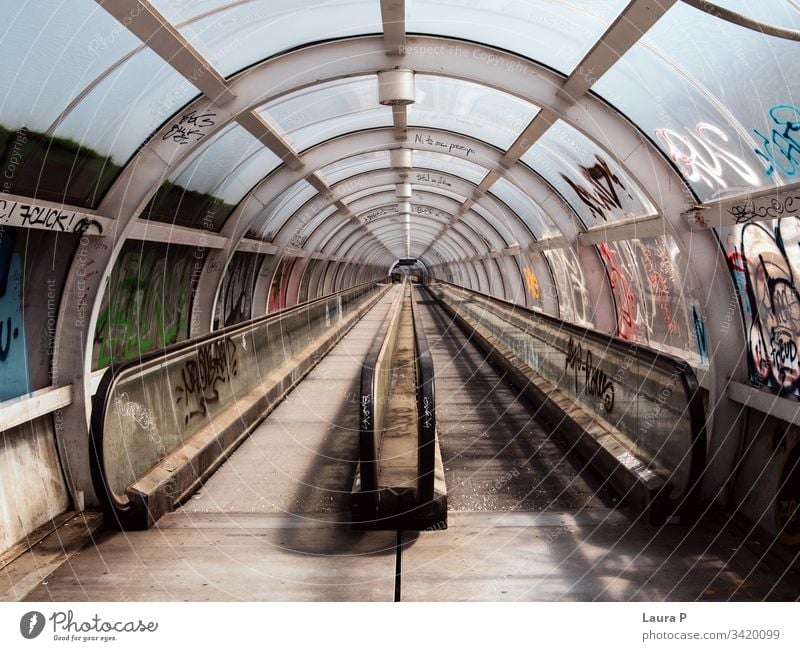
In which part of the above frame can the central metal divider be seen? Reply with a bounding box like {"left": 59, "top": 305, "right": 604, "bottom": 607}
{"left": 351, "top": 280, "right": 447, "bottom": 531}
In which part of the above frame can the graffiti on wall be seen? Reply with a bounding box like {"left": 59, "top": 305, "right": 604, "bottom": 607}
{"left": 0, "top": 229, "right": 28, "bottom": 401}
{"left": 692, "top": 305, "right": 709, "bottom": 364}
{"left": 565, "top": 336, "right": 615, "bottom": 413}
{"left": 598, "top": 242, "right": 638, "bottom": 341}
{"left": 754, "top": 104, "right": 800, "bottom": 178}
{"left": 174, "top": 337, "right": 238, "bottom": 426}
{"left": 654, "top": 122, "right": 762, "bottom": 190}
{"left": 218, "top": 252, "right": 261, "bottom": 328}
{"left": 268, "top": 259, "right": 295, "bottom": 313}
{"left": 94, "top": 242, "right": 200, "bottom": 368}
{"left": 639, "top": 239, "right": 679, "bottom": 337}
{"left": 560, "top": 155, "right": 633, "bottom": 223}
{"left": 522, "top": 267, "right": 540, "bottom": 300}
{"left": 544, "top": 248, "right": 590, "bottom": 325}
{"left": 728, "top": 218, "right": 800, "bottom": 395}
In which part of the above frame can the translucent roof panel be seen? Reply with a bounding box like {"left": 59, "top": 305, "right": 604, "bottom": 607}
{"left": 521, "top": 120, "right": 656, "bottom": 228}
{"left": 53, "top": 47, "right": 199, "bottom": 166}
{"left": 407, "top": 0, "right": 627, "bottom": 76}
{"left": 593, "top": 1, "right": 800, "bottom": 202}
{"left": 258, "top": 76, "right": 392, "bottom": 152}
{"left": 489, "top": 177, "right": 560, "bottom": 239}
{"left": 711, "top": 1, "right": 800, "bottom": 29}
{"left": 411, "top": 185, "right": 467, "bottom": 203}
{"left": 543, "top": 248, "right": 592, "bottom": 326}
{"left": 411, "top": 150, "right": 488, "bottom": 185}
{"left": 468, "top": 203, "right": 517, "bottom": 247}
{"left": 291, "top": 204, "right": 340, "bottom": 247}
{"left": 347, "top": 185, "right": 395, "bottom": 204}
{"left": 144, "top": 123, "right": 280, "bottom": 231}
{"left": 252, "top": 180, "right": 318, "bottom": 241}
{"left": 150, "top": 0, "right": 382, "bottom": 78}
{"left": 0, "top": 0, "right": 142, "bottom": 132}
{"left": 167, "top": 123, "right": 281, "bottom": 206}
{"left": 318, "top": 151, "right": 391, "bottom": 185}
{"left": 409, "top": 75, "right": 539, "bottom": 149}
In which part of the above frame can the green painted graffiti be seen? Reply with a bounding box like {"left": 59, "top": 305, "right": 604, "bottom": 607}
{"left": 94, "top": 244, "right": 199, "bottom": 367}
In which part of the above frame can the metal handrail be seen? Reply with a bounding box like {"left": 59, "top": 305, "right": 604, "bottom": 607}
{"left": 429, "top": 279, "right": 707, "bottom": 515}
{"left": 91, "top": 280, "right": 382, "bottom": 527}
{"left": 412, "top": 285, "right": 436, "bottom": 504}
{"left": 357, "top": 279, "right": 407, "bottom": 507}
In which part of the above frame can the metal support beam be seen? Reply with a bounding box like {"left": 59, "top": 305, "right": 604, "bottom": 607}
{"left": 577, "top": 213, "right": 664, "bottom": 245}
{"left": 557, "top": 0, "right": 678, "bottom": 103}
{"left": 129, "top": 221, "right": 228, "bottom": 248}
{"left": 96, "top": 0, "right": 235, "bottom": 104}
{"left": 380, "top": 0, "right": 406, "bottom": 55}
{"left": 237, "top": 110, "right": 304, "bottom": 171}
{"left": 392, "top": 105, "right": 408, "bottom": 140}
{"left": 684, "top": 181, "right": 800, "bottom": 231}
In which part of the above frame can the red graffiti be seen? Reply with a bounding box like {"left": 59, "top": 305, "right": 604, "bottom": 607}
{"left": 599, "top": 243, "right": 637, "bottom": 340}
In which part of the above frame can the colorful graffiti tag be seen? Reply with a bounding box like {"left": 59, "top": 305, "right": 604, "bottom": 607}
{"left": 754, "top": 104, "right": 800, "bottom": 178}
{"left": 639, "top": 239, "right": 678, "bottom": 337}
{"left": 522, "top": 267, "right": 541, "bottom": 300}
{"left": 598, "top": 242, "right": 638, "bottom": 341}
{"left": 94, "top": 242, "right": 200, "bottom": 368}
{"left": 728, "top": 218, "right": 800, "bottom": 395}
{"left": 655, "top": 122, "right": 762, "bottom": 191}
{"left": 0, "top": 229, "right": 29, "bottom": 400}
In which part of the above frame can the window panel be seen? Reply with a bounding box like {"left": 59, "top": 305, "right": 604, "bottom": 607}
{"left": 711, "top": 1, "right": 800, "bottom": 29}
{"left": 407, "top": 0, "right": 627, "bottom": 76}
{"left": 151, "top": 0, "right": 382, "bottom": 77}
{"left": 289, "top": 204, "right": 339, "bottom": 247}
{"left": 0, "top": 2, "right": 197, "bottom": 206}
{"left": 490, "top": 177, "right": 559, "bottom": 239}
{"left": 593, "top": 1, "right": 800, "bottom": 201}
{"left": 248, "top": 180, "right": 318, "bottom": 241}
{"left": 0, "top": 0, "right": 141, "bottom": 132}
{"left": 258, "top": 77, "right": 392, "bottom": 152}
{"left": 521, "top": 120, "right": 655, "bottom": 228}
{"left": 318, "top": 152, "right": 391, "bottom": 185}
{"left": 409, "top": 75, "right": 538, "bottom": 149}
{"left": 543, "top": 248, "right": 592, "bottom": 327}
{"left": 468, "top": 202, "right": 517, "bottom": 247}
{"left": 53, "top": 48, "right": 199, "bottom": 167}
{"left": 144, "top": 123, "right": 280, "bottom": 231}
{"left": 626, "top": 235, "right": 703, "bottom": 360}
{"left": 411, "top": 150, "right": 488, "bottom": 184}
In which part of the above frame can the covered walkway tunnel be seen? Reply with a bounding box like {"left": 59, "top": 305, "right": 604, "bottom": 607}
{"left": 1, "top": 0, "right": 800, "bottom": 602}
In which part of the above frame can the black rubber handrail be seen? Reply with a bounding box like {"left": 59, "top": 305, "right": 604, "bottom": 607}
{"left": 357, "top": 280, "right": 406, "bottom": 510}
{"left": 91, "top": 280, "right": 382, "bottom": 528}
{"left": 412, "top": 286, "right": 436, "bottom": 504}
{"left": 429, "top": 280, "right": 707, "bottom": 516}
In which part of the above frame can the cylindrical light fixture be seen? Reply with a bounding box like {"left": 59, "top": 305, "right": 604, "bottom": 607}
{"left": 390, "top": 148, "right": 412, "bottom": 170}
{"left": 397, "top": 201, "right": 411, "bottom": 214}
{"left": 378, "top": 69, "right": 416, "bottom": 106}
{"left": 396, "top": 183, "right": 412, "bottom": 198}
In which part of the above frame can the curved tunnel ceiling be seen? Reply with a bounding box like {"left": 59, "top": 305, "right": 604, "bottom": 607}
{"left": 2, "top": 0, "right": 799, "bottom": 371}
